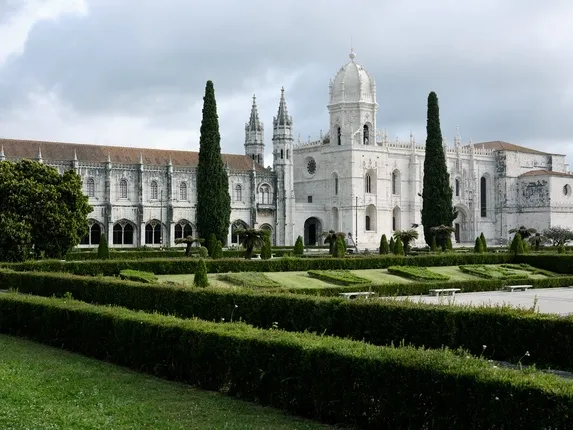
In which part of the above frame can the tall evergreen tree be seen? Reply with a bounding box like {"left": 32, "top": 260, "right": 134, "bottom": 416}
{"left": 421, "top": 92, "right": 456, "bottom": 247}
{"left": 196, "top": 80, "right": 231, "bottom": 245}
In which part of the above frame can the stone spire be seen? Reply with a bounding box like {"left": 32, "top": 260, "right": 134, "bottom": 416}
{"left": 244, "top": 94, "right": 265, "bottom": 164}
{"left": 37, "top": 145, "right": 43, "bottom": 163}
{"left": 0, "top": 145, "right": 5, "bottom": 161}
{"left": 274, "top": 87, "right": 292, "bottom": 128}
{"left": 454, "top": 126, "right": 461, "bottom": 147}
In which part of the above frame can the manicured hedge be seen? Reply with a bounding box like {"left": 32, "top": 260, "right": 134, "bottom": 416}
{"left": 65, "top": 249, "right": 293, "bottom": 261}
{"left": 307, "top": 270, "right": 370, "bottom": 285}
{"left": 4, "top": 269, "right": 573, "bottom": 371}
{"left": 1, "top": 253, "right": 514, "bottom": 276}
{"left": 387, "top": 265, "right": 450, "bottom": 281}
{"left": 516, "top": 254, "right": 573, "bottom": 275}
{"left": 1, "top": 293, "right": 572, "bottom": 428}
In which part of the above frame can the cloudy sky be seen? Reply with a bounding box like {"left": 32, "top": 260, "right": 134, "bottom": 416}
{"left": 1, "top": 0, "right": 572, "bottom": 168}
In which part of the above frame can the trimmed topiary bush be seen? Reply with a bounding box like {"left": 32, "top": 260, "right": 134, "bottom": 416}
{"left": 193, "top": 258, "right": 209, "bottom": 287}
{"left": 379, "top": 234, "right": 389, "bottom": 255}
{"left": 294, "top": 236, "right": 304, "bottom": 256}
{"left": 97, "top": 234, "right": 109, "bottom": 260}
{"left": 474, "top": 237, "right": 484, "bottom": 253}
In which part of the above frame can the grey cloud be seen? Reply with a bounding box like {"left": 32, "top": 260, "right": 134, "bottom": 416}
{"left": 0, "top": 0, "right": 572, "bottom": 155}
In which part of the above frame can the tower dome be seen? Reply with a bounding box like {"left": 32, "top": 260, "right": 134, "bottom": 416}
{"left": 329, "top": 49, "right": 376, "bottom": 105}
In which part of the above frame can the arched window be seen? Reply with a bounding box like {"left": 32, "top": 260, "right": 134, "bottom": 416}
{"left": 280, "top": 149, "right": 284, "bottom": 159}
{"left": 455, "top": 179, "right": 460, "bottom": 197}
{"left": 112, "top": 221, "right": 134, "bottom": 245}
{"left": 145, "top": 220, "right": 162, "bottom": 245}
{"left": 179, "top": 182, "right": 188, "bottom": 200}
{"left": 480, "top": 176, "right": 487, "bottom": 217}
{"left": 235, "top": 184, "right": 242, "bottom": 201}
{"left": 86, "top": 178, "right": 95, "bottom": 197}
{"left": 365, "top": 174, "right": 372, "bottom": 193}
{"left": 365, "top": 215, "right": 371, "bottom": 231}
{"left": 175, "top": 221, "right": 193, "bottom": 240}
{"left": 80, "top": 220, "right": 102, "bottom": 245}
{"left": 286, "top": 149, "right": 289, "bottom": 159}
{"left": 365, "top": 204, "right": 376, "bottom": 231}
{"left": 119, "top": 179, "right": 128, "bottom": 199}
{"left": 392, "top": 170, "right": 401, "bottom": 195}
{"left": 392, "top": 206, "right": 401, "bottom": 231}
{"left": 363, "top": 124, "right": 369, "bottom": 145}
{"left": 334, "top": 176, "right": 339, "bottom": 195}
{"left": 259, "top": 184, "right": 271, "bottom": 204}
{"left": 337, "top": 126, "right": 341, "bottom": 145}
{"left": 150, "top": 181, "right": 158, "bottom": 200}
{"left": 231, "top": 220, "right": 248, "bottom": 244}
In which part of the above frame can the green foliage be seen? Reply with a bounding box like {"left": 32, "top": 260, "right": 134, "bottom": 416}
{"left": 196, "top": 81, "right": 231, "bottom": 245}
{"left": 421, "top": 92, "right": 456, "bottom": 246}
{"left": 558, "top": 245, "right": 566, "bottom": 254}
{"left": 333, "top": 237, "right": 345, "bottom": 258}
{"left": 393, "top": 236, "right": 404, "bottom": 256}
{"left": 379, "top": 234, "right": 389, "bottom": 255}
{"left": 387, "top": 265, "right": 450, "bottom": 281}
{"left": 260, "top": 233, "right": 272, "bottom": 260}
{"left": 500, "top": 263, "right": 557, "bottom": 277}
{"left": 392, "top": 229, "right": 418, "bottom": 254}
{"left": 119, "top": 269, "right": 157, "bottom": 284}
{"left": 174, "top": 236, "right": 204, "bottom": 257}
{"left": 307, "top": 270, "right": 370, "bottom": 286}
{"left": 5, "top": 294, "right": 573, "bottom": 428}
{"left": 212, "top": 240, "right": 223, "bottom": 259}
{"left": 446, "top": 236, "right": 453, "bottom": 251}
{"left": 97, "top": 234, "right": 109, "bottom": 260}
{"left": 2, "top": 252, "right": 518, "bottom": 276}
{"left": 389, "top": 237, "right": 395, "bottom": 254}
{"left": 193, "top": 258, "right": 209, "bottom": 287}
{"left": 198, "top": 246, "right": 208, "bottom": 258}
{"left": 430, "top": 235, "right": 437, "bottom": 252}
{"left": 0, "top": 159, "right": 92, "bottom": 261}
{"left": 509, "top": 226, "right": 537, "bottom": 240}
{"left": 0, "top": 212, "right": 32, "bottom": 262}
{"left": 510, "top": 233, "right": 524, "bottom": 256}
{"left": 206, "top": 233, "right": 217, "bottom": 257}
{"left": 220, "top": 272, "right": 280, "bottom": 289}
{"left": 543, "top": 226, "right": 573, "bottom": 247}
{"left": 294, "top": 236, "right": 304, "bottom": 256}
{"left": 474, "top": 237, "right": 484, "bottom": 253}
{"left": 479, "top": 232, "right": 487, "bottom": 252}
{"left": 458, "top": 265, "right": 529, "bottom": 280}
{"left": 237, "top": 228, "right": 267, "bottom": 259}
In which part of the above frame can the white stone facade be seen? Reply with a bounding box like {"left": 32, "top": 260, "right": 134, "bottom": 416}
{"left": 2, "top": 48, "right": 573, "bottom": 249}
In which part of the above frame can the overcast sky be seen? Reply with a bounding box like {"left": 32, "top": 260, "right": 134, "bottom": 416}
{"left": 1, "top": 0, "right": 572, "bottom": 168}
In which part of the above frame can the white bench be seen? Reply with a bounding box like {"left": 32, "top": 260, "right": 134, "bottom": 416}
{"left": 339, "top": 292, "right": 376, "bottom": 300}
{"left": 429, "top": 288, "right": 461, "bottom": 297}
{"left": 503, "top": 285, "right": 533, "bottom": 292}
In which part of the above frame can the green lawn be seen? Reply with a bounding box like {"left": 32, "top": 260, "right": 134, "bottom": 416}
{"left": 0, "top": 335, "right": 338, "bottom": 430}
{"left": 156, "top": 265, "right": 555, "bottom": 290}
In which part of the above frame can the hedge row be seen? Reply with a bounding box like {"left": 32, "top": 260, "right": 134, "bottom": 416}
{"left": 516, "top": 254, "right": 573, "bottom": 275}
{"left": 1, "top": 293, "right": 572, "bottom": 428}
{"left": 4, "top": 269, "right": 573, "bottom": 371}
{"left": 65, "top": 248, "right": 293, "bottom": 261}
{"left": 1, "top": 253, "right": 514, "bottom": 276}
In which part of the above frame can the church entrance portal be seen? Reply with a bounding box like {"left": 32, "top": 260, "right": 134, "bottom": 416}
{"left": 304, "top": 217, "right": 322, "bottom": 246}
{"left": 453, "top": 205, "right": 470, "bottom": 243}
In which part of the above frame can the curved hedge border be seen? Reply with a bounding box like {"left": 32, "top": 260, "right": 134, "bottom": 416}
{"left": 0, "top": 253, "right": 513, "bottom": 276}
{"left": 1, "top": 293, "right": 573, "bottom": 429}
{"left": 3, "top": 269, "right": 573, "bottom": 371}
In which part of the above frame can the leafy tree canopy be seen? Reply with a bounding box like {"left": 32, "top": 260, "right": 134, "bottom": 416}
{"left": 0, "top": 159, "right": 92, "bottom": 261}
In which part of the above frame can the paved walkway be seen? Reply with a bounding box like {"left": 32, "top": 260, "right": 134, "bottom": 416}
{"left": 397, "top": 287, "right": 573, "bottom": 316}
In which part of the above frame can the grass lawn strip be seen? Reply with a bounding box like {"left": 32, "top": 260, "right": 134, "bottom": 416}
{"left": 0, "top": 334, "right": 333, "bottom": 430}
{"left": 307, "top": 270, "right": 370, "bottom": 286}
{"left": 219, "top": 272, "right": 281, "bottom": 289}
{"left": 387, "top": 265, "right": 450, "bottom": 281}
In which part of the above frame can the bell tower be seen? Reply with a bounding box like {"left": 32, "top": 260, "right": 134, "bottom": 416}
{"left": 244, "top": 94, "right": 264, "bottom": 164}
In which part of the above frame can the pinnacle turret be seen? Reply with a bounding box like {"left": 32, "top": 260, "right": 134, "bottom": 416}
{"left": 244, "top": 94, "right": 265, "bottom": 164}
{"left": 274, "top": 87, "right": 292, "bottom": 128}
{"left": 246, "top": 95, "right": 262, "bottom": 132}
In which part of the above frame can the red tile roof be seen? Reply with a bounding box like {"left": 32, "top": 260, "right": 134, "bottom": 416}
{"left": 519, "top": 169, "right": 573, "bottom": 178}
{"left": 470, "top": 141, "right": 550, "bottom": 155}
{"left": 0, "top": 138, "right": 267, "bottom": 172}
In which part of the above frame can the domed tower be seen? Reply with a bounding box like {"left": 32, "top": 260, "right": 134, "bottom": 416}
{"left": 328, "top": 49, "right": 378, "bottom": 146}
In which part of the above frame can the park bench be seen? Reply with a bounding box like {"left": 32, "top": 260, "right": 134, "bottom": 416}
{"left": 429, "top": 288, "right": 461, "bottom": 297}
{"left": 339, "top": 292, "right": 376, "bottom": 300}
{"left": 503, "top": 285, "right": 533, "bottom": 292}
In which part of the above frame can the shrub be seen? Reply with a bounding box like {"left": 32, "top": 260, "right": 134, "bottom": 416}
{"left": 198, "top": 247, "right": 208, "bottom": 258}
{"left": 459, "top": 265, "right": 529, "bottom": 280}
{"left": 473, "top": 237, "right": 484, "bottom": 253}
{"left": 333, "top": 237, "right": 345, "bottom": 258}
{"left": 558, "top": 245, "right": 566, "bottom": 254}
{"left": 212, "top": 241, "right": 223, "bottom": 259}
{"left": 307, "top": 270, "right": 370, "bottom": 286}
{"left": 510, "top": 233, "right": 523, "bottom": 255}
{"left": 389, "top": 237, "right": 395, "bottom": 254}
{"left": 446, "top": 236, "right": 453, "bottom": 251}
{"left": 379, "top": 234, "right": 389, "bottom": 255}
{"left": 480, "top": 232, "right": 487, "bottom": 252}
{"left": 206, "top": 233, "right": 217, "bottom": 257}
{"left": 260, "top": 234, "right": 272, "bottom": 260}
{"left": 194, "top": 259, "right": 209, "bottom": 287}
{"left": 4, "top": 293, "right": 573, "bottom": 428}
{"left": 387, "top": 265, "right": 450, "bottom": 281}
{"left": 430, "top": 236, "right": 437, "bottom": 252}
{"left": 97, "top": 234, "right": 110, "bottom": 260}
{"left": 294, "top": 236, "right": 304, "bottom": 256}
{"left": 393, "top": 237, "right": 404, "bottom": 256}
{"left": 119, "top": 269, "right": 157, "bottom": 283}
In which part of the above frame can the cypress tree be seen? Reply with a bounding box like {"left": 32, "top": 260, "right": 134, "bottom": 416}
{"left": 261, "top": 233, "right": 272, "bottom": 260}
{"left": 196, "top": 80, "right": 231, "bottom": 245}
{"left": 389, "top": 237, "right": 395, "bottom": 254}
{"left": 421, "top": 92, "right": 456, "bottom": 246}
{"left": 334, "top": 237, "right": 345, "bottom": 258}
{"left": 474, "top": 237, "right": 484, "bottom": 253}
{"left": 206, "top": 233, "right": 217, "bottom": 257}
{"left": 430, "top": 235, "right": 437, "bottom": 252}
{"left": 97, "top": 233, "right": 109, "bottom": 259}
{"left": 510, "top": 233, "right": 522, "bottom": 255}
{"left": 393, "top": 236, "right": 404, "bottom": 256}
{"left": 379, "top": 234, "right": 389, "bottom": 254}
{"left": 294, "top": 236, "right": 304, "bottom": 256}
{"left": 446, "top": 236, "right": 453, "bottom": 251}
{"left": 480, "top": 232, "right": 487, "bottom": 252}
{"left": 212, "top": 240, "right": 223, "bottom": 259}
